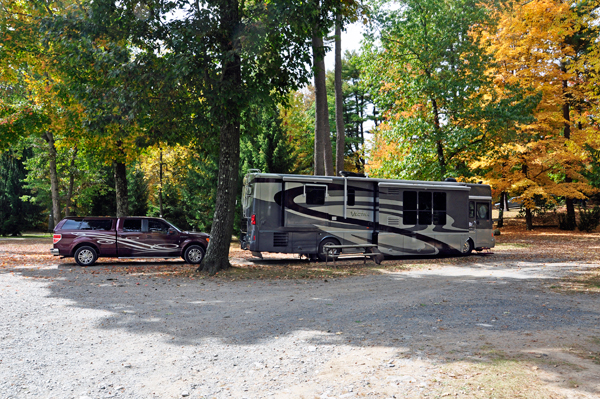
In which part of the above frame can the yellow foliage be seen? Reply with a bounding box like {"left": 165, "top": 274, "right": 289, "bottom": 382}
{"left": 478, "top": 0, "right": 599, "bottom": 206}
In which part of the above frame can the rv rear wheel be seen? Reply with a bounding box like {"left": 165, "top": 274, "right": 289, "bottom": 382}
{"left": 461, "top": 239, "right": 473, "bottom": 255}
{"left": 318, "top": 238, "right": 341, "bottom": 262}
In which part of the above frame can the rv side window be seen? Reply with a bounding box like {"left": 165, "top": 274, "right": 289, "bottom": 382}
{"left": 433, "top": 192, "right": 447, "bottom": 225}
{"left": 418, "top": 192, "right": 433, "bottom": 225}
{"left": 476, "top": 202, "right": 490, "bottom": 220}
{"left": 347, "top": 188, "right": 355, "bottom": 206}
{"left": 305, "top": 185, "right": 326, "bottom": 205}
{"left": 403, "top": 191, "right": 418, "bottom": 225}
{"left": 404, "top": 191, "right": 446, "bottom": 225}
{"left": 469, "top": 201, "right": 475, "bottom": 218}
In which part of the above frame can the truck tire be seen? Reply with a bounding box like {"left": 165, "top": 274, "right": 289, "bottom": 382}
{"left": 183, "top": 245, "right": 205, "bottom": 264}
{"left": 74, "top": 246, "right": 98, "bottom": 266}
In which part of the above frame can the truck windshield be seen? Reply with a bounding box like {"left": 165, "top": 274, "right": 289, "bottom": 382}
{"left": 164, "top": 220, "right": 182, "bottom": 232}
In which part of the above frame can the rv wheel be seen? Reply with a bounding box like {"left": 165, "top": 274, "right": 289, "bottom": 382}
{"left": 318, "top": 238, "right": 341, "bottom": 262}
{"left": 461, "top": 239, "right": 473, "bottom": 255}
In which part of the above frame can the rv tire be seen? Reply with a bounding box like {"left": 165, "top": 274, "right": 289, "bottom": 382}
{"left": 462, "top": 239, "right": 474, "bottom": 256}
{"left": 318, "top": 238, "right": 341, "bottom": 262}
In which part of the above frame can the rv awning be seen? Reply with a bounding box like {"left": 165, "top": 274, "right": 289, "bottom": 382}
{"left": 283, "top": 176, "right": 333, "bottom": 183}
{"left": 378, "top": 182, "right": 471, "bottom": 191}
{"left": 468, "top": 195, "right": 493, "bottom": 201}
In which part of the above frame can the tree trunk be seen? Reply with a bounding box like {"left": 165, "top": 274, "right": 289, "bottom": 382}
{"left": 562, "top": 77, "right": 576, "bottom": 229}
{"left": 497, "top": 191, "right": 506, "bottom": 228}
{"left": 43, "top": 131, "right": 61, "bottom": 227}
{"left": 334, "top": 15, "right": 345, "bottom": 176}
{"left": 199, "top": 0, "right": 242, "bottom": 275}
{"left": 312, "top": 31, "right": 333, "bottom": 176}
{"left": 65, "top": 146, "right": 78, "bottom": 217}
{"left": 525, "top": 207, "right": 533, "bottom": 231}
{"left": 159, "top": 148, "right": 164, "bottom": 217}
{"left": 522, "top": 163, "right": 533, "bottom": 230}
{"left": 114, "top": 160, "right": 128, "bottom": 217}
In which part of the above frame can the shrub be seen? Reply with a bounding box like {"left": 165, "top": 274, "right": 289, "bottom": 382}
{"left": 577, "top": 206, "right": 600, "bottom": 233}
{"left": 558, "top": 213, "right": 577, "bottom": 230}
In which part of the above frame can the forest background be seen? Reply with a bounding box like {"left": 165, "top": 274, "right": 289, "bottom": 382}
{"left": 1, "top": 0, "right": 599, "bottom": 272}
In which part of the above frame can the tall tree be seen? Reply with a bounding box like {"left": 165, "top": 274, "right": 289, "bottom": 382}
{"left": 326, "top": 50, "right": 373, "bottom": 173}
{"left": 481, "top": 0, "right": 598, "bottom": 229}
{"left": 312, "top": 5, "right": 334, "bottom": 176}
{"left": 100, "top": 0, "right": 320, "bottom": 274}
{"left": 363, "top": 0, "right": 533, "bottom": 181}
{"left": 0, "top": 0, "right": 80, "bottom": 226}
{"left": 334, "top": 14, "right": 345, "bottom": 176}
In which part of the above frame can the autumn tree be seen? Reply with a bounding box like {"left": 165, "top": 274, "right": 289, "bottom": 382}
{"left": 481, "top": 0, "right": 599, "bottom": 229}
{"left": 0, "top": 0, "right": 85, "bottom": 226}
{"left": 362, "top": 0, "right": 534, "bottom": 181}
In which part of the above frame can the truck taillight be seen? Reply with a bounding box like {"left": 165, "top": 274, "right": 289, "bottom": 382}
{"left": 251, "top": 214, "right": 256, "bottom": 225}
{"left": 53, "top": 234, "right": 62, "bottom": 244}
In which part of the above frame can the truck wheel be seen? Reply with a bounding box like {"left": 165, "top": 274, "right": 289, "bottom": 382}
{"left": 318, "top": 238, "right": 341, "bottom": 262}
{"left": 74, "top": 246, "right": 98, "bottom": 266}
{"left": 184, "top": 245, "right": 205, "bottom": 264}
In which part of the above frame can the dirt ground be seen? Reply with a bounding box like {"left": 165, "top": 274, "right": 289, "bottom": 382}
{"left": 1, "top": 219, "right": 600, "bottom": 398}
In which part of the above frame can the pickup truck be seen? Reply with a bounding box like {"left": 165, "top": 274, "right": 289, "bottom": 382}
{"left": 51, "top": 216, "right": 209, "bottom": 266}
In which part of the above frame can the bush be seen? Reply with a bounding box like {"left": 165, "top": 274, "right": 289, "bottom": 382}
{"left": 558, "top": 213, "right": 577, "bottom": 230}
{"left": 577, "top": 206, "right": 600, "bottom": 233}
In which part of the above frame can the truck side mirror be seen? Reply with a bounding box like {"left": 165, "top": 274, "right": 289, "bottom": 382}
{"left": 168, "top": 228, "right": 176, "bottom": 235}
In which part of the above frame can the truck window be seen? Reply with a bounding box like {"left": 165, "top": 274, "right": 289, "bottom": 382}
{"left": 80, "top": 219, "right": 113, "bottom": 230}
{"left": 61, "top": 219, "right": 81, "bottom": 230}
{"left": 148, "top": 219, "right": 170, "bottom": 233}
{"left": 123, "top": 219, "right": 142, "bottom": 232}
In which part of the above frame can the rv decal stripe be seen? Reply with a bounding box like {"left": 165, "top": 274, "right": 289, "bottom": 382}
{"left": 281, "top": 186, "right": 462, "bottom": 255}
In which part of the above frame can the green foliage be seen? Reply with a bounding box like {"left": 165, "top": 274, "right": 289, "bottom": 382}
{"left": 326, "top": 50, "right": 373, "bottom": 172}
{"left": 0, "top": 149, "right": 45, "bottom": 235}
{"left": 240, "top": 104, "right": 297, "bottom": 175}
{"left": 362, "top": 0, "right": 538, "bottom": 180}
{"left": 583, "top": 144, "right": 600, "bottom": 189}
{"left": 179, "top": 151, "right": 219, "bottom": 233}
{"left": 577, "top": 206, "right": 600, "bottom": 233}
{"left": 279, "top": 91, "right": 316, "bottom": 175}
{"left": 128, "top": 166, "right": 149, "bottom": 216}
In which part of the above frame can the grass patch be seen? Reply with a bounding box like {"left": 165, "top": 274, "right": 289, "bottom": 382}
{"left": 567, "top": 337, "right": 600, "bottom": 365}
{"left": 551, "top": 267, "right": 600, "bottom": 294}
{"left": 433, "top": 350, "right": 556, "bottom": 398}
{"left": 495, "top": 242, "right": 532, "bottom": 248}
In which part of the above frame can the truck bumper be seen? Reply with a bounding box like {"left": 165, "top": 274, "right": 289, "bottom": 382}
{"left": 50, "top": 248, "right": 60, "bottom": 256}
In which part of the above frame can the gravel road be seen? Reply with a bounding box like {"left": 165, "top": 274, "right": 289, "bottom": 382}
{"left": 1, "top": 240, "right": 600, "bottom": 399}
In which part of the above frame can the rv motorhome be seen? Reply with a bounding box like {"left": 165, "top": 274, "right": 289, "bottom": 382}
{"left": 240, "top": 171, "right": 495, "bottom": 261}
